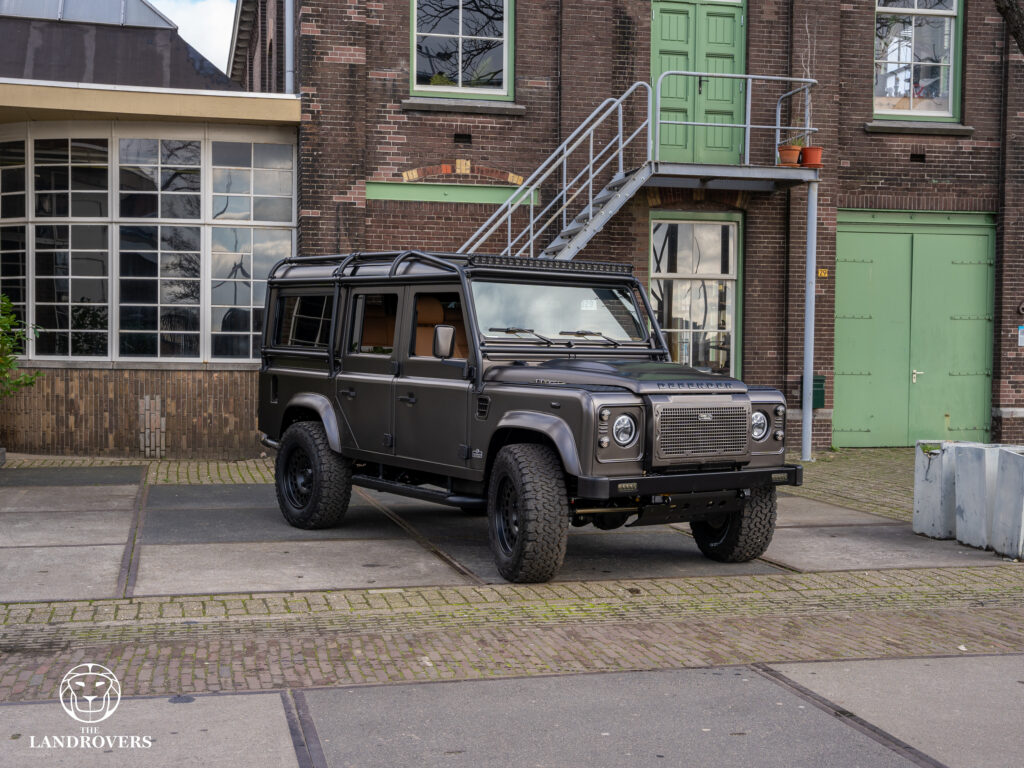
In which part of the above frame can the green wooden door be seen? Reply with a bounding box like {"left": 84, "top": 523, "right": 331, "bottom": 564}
{"left": 833, "top": 215, "right": 995, "bottom": 447}
{"left": 652, "top": 0, "right": 746, "bottom": 164}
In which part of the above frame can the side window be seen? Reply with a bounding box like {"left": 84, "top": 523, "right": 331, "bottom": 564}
{"left": 410, "top": 291, "right": 468, "bottom": 359}
{"left": 275, "top": 294, "right": 332, "bottom": 348}
{"left": 349, "top": 293, "right": 399, "bottom": 355}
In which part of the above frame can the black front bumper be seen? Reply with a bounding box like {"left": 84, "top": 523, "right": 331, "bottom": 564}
{"left": 576, "top": 464, "right": 802, "bottom": 499}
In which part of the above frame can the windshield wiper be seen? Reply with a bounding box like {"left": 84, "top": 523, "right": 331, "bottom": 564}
{"left": 488, "top": 327, "right": 553, "bottom": 345}
{"left": 558, "top": 329, "right": 621, "bottom": 347}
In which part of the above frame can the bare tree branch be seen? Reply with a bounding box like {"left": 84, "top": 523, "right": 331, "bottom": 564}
{"left": 994, "top": 0, "right": 1024, "bottom": 57}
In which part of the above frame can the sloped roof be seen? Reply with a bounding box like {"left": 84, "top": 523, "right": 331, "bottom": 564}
{"left": 0, "top": 0, "right": 175, "bottom": 29}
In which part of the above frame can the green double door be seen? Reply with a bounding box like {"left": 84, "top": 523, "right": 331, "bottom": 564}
{"left": 834, "top": 214, "right": 995, "bottom": 447}
{"left": 652, "top": 0, "right": 746, "bottom": 164}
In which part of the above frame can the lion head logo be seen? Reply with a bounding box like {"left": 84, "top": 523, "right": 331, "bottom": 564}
{"left": 59, "top": 663, "right": 121, "bottom": 723}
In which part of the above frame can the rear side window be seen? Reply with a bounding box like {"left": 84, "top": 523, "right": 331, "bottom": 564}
{"left": 275, "top": 294, "right": 333, "bottom": 348}
{"left": 349, "top": 293, "right": 399, "bottom": 355}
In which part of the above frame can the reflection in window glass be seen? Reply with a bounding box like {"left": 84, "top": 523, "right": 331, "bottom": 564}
{"left": 650, "top": 221, "right": 737, "bottom": 375}
{"left": 415, "top": 0, "right": 506, "bottom": 92}
{"left": 119, "top": 138, "right": 201, "bottom": 220}
{"left": 349, "top": 294, "right": 399, "bottom": 354}
{"left": 0, "top": 225, "right": 27, "bottom": 328}
{"left": 212, "top": 142, "right": 292, "bottom": 223}
{"left": 0, "top": 141, "right": 27, "bottom": 221}
{"left": 874, "top": 0, "right": 956, "bottom": 115}
{"left": 34, "top": 224, "right": 109, "bottom": 356}
{"left": 34, "top": 138, "right": 108, "bottom": 218}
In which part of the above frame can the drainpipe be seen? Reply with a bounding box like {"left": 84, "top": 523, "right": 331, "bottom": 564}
{"left": 284, "top": 0, "right": 295, "bottom": 93}
{"left": 801, "top": 180, "right": 818, "bottom": 462}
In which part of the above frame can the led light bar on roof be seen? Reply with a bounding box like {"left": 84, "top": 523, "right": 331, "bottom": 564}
{"left": 469, "top": 255, "right": 633, "bottom": 275}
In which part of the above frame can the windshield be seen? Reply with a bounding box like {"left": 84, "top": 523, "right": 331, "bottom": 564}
{"left": 470, "top": 281, "right": 648, "bottom": 343}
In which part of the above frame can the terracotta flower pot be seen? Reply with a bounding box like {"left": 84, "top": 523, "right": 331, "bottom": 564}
{"left": 777, "top": 145, "right": 802, "bottom": 166}
{"left": 800, "top": 146, "right": 823, "bottom": 166}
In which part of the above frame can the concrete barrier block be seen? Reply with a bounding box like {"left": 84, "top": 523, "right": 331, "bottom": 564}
{"left": 954, "top": 444, "right": 999, "bottom": 549}
{"left": 913, "top": 441, "right": 957, "bottom": 539}
{"left": 991, "top": 449, "right": 1024, "bottom": 559}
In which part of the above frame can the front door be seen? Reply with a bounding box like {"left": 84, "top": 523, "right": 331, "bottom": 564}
{"left": 393, "top": 287, "right": 472, "bottom": 473}
{"left": 834, "top": 215, "right": 995, "bottom": 446}
{"left": 652, "top": 0, "right": 746, "bottom": 164}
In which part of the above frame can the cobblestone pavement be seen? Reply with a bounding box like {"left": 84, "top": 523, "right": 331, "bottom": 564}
{"left": 6, "top": 447, "right": 916, "bottom": 519}
{"left": 2, "top": 565, "right": 1021, "bottom": 702}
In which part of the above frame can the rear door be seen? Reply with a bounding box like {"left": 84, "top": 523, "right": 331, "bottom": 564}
{"left": 336, "top": 288, "right": 403, "bottom": 457}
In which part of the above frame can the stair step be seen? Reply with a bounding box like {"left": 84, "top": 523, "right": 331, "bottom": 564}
{"left": 605, "top": 173, "right": 633, "bottom": 190}
{"left": 561, "top": 220, "right": 586, "bottom": 236}
{"left": 591, "top": 189, "right": 617, "bottom": 206}
{"left": 543, "top": 239, "right": 569, "bottom": 254}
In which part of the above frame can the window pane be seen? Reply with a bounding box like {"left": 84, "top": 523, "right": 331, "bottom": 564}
{"left": 918, "top": 0, "right": 954, "bottom": 10}
{"left": 875, "top": 15, "right": 912, "bottom": 63}
{"left": 160, "top": 194, "right": 200, "bottom": 219}
{"left": 120, "top": 225, "right": 158, "bottom": 251}
{"left": 72, "top": 252, "right": 107, "bottom": 276}
{"left": 213, "top": 195, "right": 250, "bottom": 220}
{"left": 691, "top": 331, "right": 731, "bottom": 375}
{"left": 36, "top": 278, "right": 69, "bottom": 302}
{"left": 279, "top": 294, "right": 333, "bottom": 348}
{"left": 161, "top": 168, "right": 201, "bottom": 192}
{"left": 71, "top": 305, "right": 108, "bottom": 329}
{"left": 160, "top": 252, "right": 200, "bottom": 278}
{"left": 161, "top": 140, "right": 200, "bottom": 166}
{"left": 253, "top": 144, "right": 292, "bottom": 170}
{"left": 212, "top": 334, "right": 250, "bottom": 357}
{"left": 161, "top": 279, "right": 200, "bottom": 304}
{"left": 253, "top": 197, "right": 291, "bottom": 222}
{"left": 36, "top": 305, "right": 69, "bottom": 329}
{"left": 71, "top": 193, "right": 108, "bottom": 217}
{"left": 120, "top": 333, "right": 157, "bottom": 356}
{"left": 70, "top": 278, "right": 108, "bottom": 303}
{"left": 212, "top": 280, "right": 250, "bottom": 305}
{"left": 120, "top": 166, "right": 159, "bottom": 192}
{"left": 877, "top": 1, "right": 914, "bottom": 8}
{"left": 253, "top": 229, "right": 291, "bottom": 274}
{"left": 159, "top": 333, "right": 199, "bottom": 357}
{"left": 35, "top": 166, "right": 69, "bottom": 191}
{"left": 0, "top": 141, "right": 26, "bottom": 166}
{"left": 119, "top": 139, "right": 158, "bottom": 165}
{"left": 2, "top": 167, "right": 25, "bottom": 192}
{"left": 70, "top": 166, "right": 107, "bottom": 191}
{"left": 213, "top": 168, "right": 250, "bottom": 194}
{"left": 253, "top": 169, "right": 291, "bottom": 196}
{"left": 35, "top": 193, "right": 68, "bottom": 217}
{"left": 461, "top": 39, "right": 503, "bottom": 88}
{"left": 212, "top": 142, "right": 251, "bottom": 168}
{"left": 120, "top": 305, "right": 158, "bottom": 330}
{"left": 417, "top": 0, "right": 459, "bottom": 35}
{"left": 462, "top": 0, "right": 503, "bottom": 37}
{"left": 120, "top": 252, "right": 158, "bottom": 277}
{"left": 912, "top": 64, "right": 950, "bottom": 112}
{"left": 36, "top": 225, "right": 69, "bottom": 249}
{"left": 914, "top": 15, "right": 951, "bottom": 63}
{"left": 416, "top": 35, "right": 460, "bottom": 87}
{"left": 1, "top": 196, "right": 25, "bottom": 219}
{"left": 120, "top": 193, "right": 159, "bottom": 218}
{"left": 212, "top": 252, "right": 249, "bottom": 279}
{"left": 70, "top": 139, "right": 108, "bottom": 164}
{"left": 71, "top": 225, "right": 107, "bottom": 249}
{"left": 213, "top": 307, "right": 251, "bottom": 332}
{"left": 875, "top": 62, "right": 912, "bottom": 111}
{"left": 36, "top": 332, "right": 69, "bottom": 355}
{"left": 120, "top": 279, "right": 158, "bottom": 303}
{"left": 163, "top": 307, "right": 199, "bottom": 332}
{"left": 212, "top": 227, "right": 251, "bottom": 253}
{"left": 162, "top": 226, "right": 200, "bottom": 252}
{"left": 34, "top": 139, "right": 68, "bottom": 165}
{"left": 36, "top": 252, "right": 69, "bottom": 276}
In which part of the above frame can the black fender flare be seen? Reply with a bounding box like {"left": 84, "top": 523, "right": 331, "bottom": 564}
{"left": 283, "top": 393, "right": 343, "bottom": 453}
{"left": 493, "top": 411, "right": 583, "bottom": 477}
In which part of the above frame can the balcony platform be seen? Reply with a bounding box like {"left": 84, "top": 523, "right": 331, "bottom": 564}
{"left": 644, "top": 162, "right": 819, "bottom": 193}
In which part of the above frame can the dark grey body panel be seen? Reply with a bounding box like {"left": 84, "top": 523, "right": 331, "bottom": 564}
{"left": 258, "top": 251, "right": 799, "bottom": 512}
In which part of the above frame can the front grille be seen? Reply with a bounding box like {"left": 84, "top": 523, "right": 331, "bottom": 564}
{"left": 657, "top": 405, "right": 749, "bottom": 459}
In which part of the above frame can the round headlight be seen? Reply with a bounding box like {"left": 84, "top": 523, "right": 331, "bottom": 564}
{"left": 751, "top": 410, "right": 770, "bottom": 441}
{"left": 612, "top": 414, "right": 638, "bottom": 447}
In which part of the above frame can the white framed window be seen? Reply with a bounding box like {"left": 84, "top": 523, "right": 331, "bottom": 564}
{"left": 650, "top": 219, "right": 738, "bottom": 377}
{"left": 874, "top": 0, "right": 958, "bottom": 118}
{"left": 0, "top": 122, "right": 296, "bottom": 364}
{"left": 413, "top": 0, "right": 510, "bottom": 97}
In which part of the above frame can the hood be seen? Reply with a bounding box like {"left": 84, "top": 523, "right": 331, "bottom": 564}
{"left": 482, "top": 358, "right": 747, "bottom": 395}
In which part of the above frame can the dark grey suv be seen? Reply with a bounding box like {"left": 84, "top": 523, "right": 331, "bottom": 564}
{"left": 258, "top": 251, "right": 801, "bottom": 582}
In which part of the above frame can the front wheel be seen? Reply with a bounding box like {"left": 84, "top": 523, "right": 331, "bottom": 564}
{"left": 691, "top": 485, "right": 777, "bottom": 562}
{"left": 487, "top": 444, "right": 570, "bottom": 583}
{"left": 275, "top": 421, "right": 352, "bottom": 529}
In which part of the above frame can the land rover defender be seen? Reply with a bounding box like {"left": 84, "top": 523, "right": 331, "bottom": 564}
{"left": 258, "top": 250, "right": 801, "bottom": 583}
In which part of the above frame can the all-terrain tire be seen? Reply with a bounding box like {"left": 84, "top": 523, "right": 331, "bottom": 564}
{"left": 487, "top": 443, "right": 570, "bottom": 583}
{"left": 275, "top": 421, "right": 352, "bottom": 529}
{"left": 691, "top": 485, "right": 777, "bottom": 562}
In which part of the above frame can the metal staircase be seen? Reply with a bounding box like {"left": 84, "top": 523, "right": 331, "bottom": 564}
{"left": 461, "top": 72, "right": 818, "bottom": 261}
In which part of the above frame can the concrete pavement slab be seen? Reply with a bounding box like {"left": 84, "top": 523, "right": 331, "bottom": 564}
{"left": 769, "top": 655, "right": 1024, "bottom": 768}
{"left": 303, "top": 668, "right": 915, "bottom": 768}
{"left": 133, "top": 539, "right": 473, "bottom": 595}
{"left": 0, "top": 486, "right": 137, "bottom": 513}
{"left": 0, "top": 692, "right": 298, "bottom": 767}
{"left": 145, "top": 484, "right": 276, "bottom": 510}
{"left": 0, "top": 466, "right": 144, "bottom": 487}
{"left": 0, "top": 545, "right": 123, "bottom": 601}
{"left": 0, "top": 509, "right": 132, "bottom": 547}
{"left": 139, "top": 502, "right": 404, "bottom": 545}
{"left": 774, "top": 495, "right": 902, "bottom": 527}
{"left": 761, "top": 524, "right": 1000, "bottom": 572}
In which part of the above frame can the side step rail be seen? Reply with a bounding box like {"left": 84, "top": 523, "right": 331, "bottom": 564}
{"left": 353, "top": 475, "right": 485, "bottom": 510}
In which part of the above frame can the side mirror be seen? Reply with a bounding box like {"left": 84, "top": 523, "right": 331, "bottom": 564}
{"left": 433, "top": 324, "right": 456, "bottom": 360}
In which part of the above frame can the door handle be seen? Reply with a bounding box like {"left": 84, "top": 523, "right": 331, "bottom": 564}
{"left": 340, "top": 387, "right": 356, "bottom": 399}
{"left": 398, "top": 393, "right": 417, "bottom": 405}
{"left": 912, "top": 370, "right": 925, "bottom": 384}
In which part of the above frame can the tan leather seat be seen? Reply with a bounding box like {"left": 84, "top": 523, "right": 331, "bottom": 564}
{"left": 443, "top": 305, "right": 469, "bottom": 359}
{"left": 414, "top": 296, "right": 445, "bottom": 356}
{"left": 359, "top": 302, "right": 395, "bottom": 351}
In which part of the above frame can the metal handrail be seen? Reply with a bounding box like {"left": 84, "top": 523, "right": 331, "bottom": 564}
{"left": 462, "top": 72, "right": 817, "bottom": 257}
{"left": 653, "top": 70, "right": 817, "bottom": 165}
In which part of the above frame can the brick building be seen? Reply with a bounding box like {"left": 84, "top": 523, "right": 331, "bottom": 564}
{"left": 2, "top": 0, "right": 1020, "bottom": 457}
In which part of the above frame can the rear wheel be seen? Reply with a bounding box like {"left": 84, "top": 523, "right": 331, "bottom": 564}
{"left": 275, "top": 421, "right": 351, "bottom": 529}
{"left": 487, "top": 444, "right": 570, "bottom": 583}
{"left": 691, "top": 485, "right": 777, "bottom": 562}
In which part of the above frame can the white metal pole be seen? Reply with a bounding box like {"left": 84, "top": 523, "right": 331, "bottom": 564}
{"left": 285, "top": 0, "right": 296, "bottom": 93}
{"left": 801, "top": 180, "right": 819, "bottom": 462}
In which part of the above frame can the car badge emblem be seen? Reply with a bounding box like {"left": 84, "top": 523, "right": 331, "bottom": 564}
{"left": 698, "top": 413, "right": 714, "bottom": 422}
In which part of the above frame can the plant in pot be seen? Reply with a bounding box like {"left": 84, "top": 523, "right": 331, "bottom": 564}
{"left": 796, "top": 12, "right": 823, "bottom": 168}
{"left": 777, "top": 135, "right": 804, "bottom": 167}
{"left": 0, "top": 293, "right": 40, "bottom": 466}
